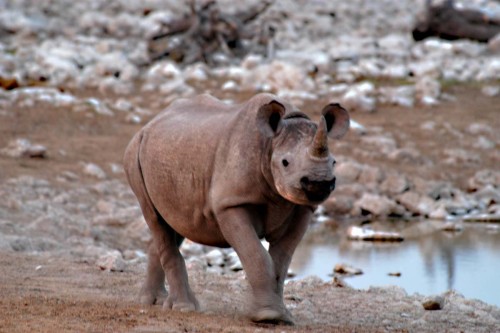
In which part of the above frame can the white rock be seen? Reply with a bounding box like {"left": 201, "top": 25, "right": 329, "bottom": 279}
{"left": 241, "top": 60, "right": 314, "bottom": 94}
{"left": 467, "top": 169, "right": 500, "bottom": 190}
{"left": 443, "top": 149, "right": 480, "bottom": 165}
{"left": 335, "top": 161, "right": 363, "bottom": 184}
{"left": 98, "top": 77, "right": 134, "bottom": 95}
{"left": 408, "top": 60, "right": 441, "bottom": 78}
{"left": 416, "top": 76, "right": 441, "bottom": 105}
{"left": 328, "top": 84, "right": 349, "bottom": 96}
{"left": 381, "top": 64, "right": 409, "bottom": 79}
{"left": 212, "top": 66, "right": 247, "bottom": 82}
{"left": 85, "top": 98, "right": 114, "bottom": 116}
{"left": 473, "top": 184, "right": 500, "bottom": 207}
{"left": 349, "top": 119, "right": 367, "bottom": 134}
{"left": 451, "top": 40, "right": 486, "bottom": 57}
{"left": 141, "top": 10, "right": 175, "bottom": 38}
{"left": 82, "top": 163, "right": 107, "bottom": 179}
{"left": 277, "top": 90, "right": 317, "bottom": 107}
{"left": 146, "top": 61, "right": 181, "bottom": 84}
{"left": 9, "top": 87, "right": 78, "bottom": 107}
{"left": 476, "top": 58, "right": 500, "bottom": 81}
{"left": 429, "top": 204, "right": 449, "bottom": 220}
{"left": 334, "top": 263, "right": 363, "bottom": 275}
{"left": 123, "top": 249, "right": 146, "bottom": 261}
{"left": 422, "top": 295, "right": 445, "bottom": 310}
{"left": 473, "top": 136, "right": 495, "bottom": 150}
{"left": 341, "top": 82, "right": 377, "bottom": 113}
{"left": 358, "top": 165, "right": 385, "bottom": 186}
{"left": 357, "top": 58, "right": 382, "bottom": 77}
{"left": 109, "top": 163, "right": 124, "bottom": 174}
{"left": 180, "top": 240, "right": 205, "bottom": 258}
{"left": 158, "top": 78, "right": 192, "bottom": 96}
{"left": 94, "top": 52, "right": 139, "bottom": 81}
{"left": 481, "top": 85, "right": 500, "bottom": 97}
{"left": 96, "top": 251, "right": 126, "bottom": 272}
{"left": 322, "top": 195, "right": 354, "bottom": 216}
{"left": 184, "top": 64, "right": 209, "bottom": 82}
{"left": 419, "top": 38, "right": 453, "bottom": 53}
{"left": 420, "top": 121, "right": 436, "bottom": 131}
{"left": 355, "top": 193, "right": 396, "bottom": 217}
{"left": 221, "top": 80, "right": 239, "bottom": 92}
{"left": 380, "top": 172, "right": 409, "bottom": 195}
{"left": 397, "top": 191, "right": 436, "bottom": 216}
{"left": 347, "top": 226, "right": 404, "bottom": 242}
{"left": 113, "top": 99, "right": 134, "bottom": 112}
{"left": 227, "top": 252, "right": 243, "bottom": 272}
{"left": 360, "top": 134, "right": 397, "bottom": 155}
{"left": 125, "top": 113, "right": 142, "bottom": 124}
{"left": 378, "top": 86, "right": 415, "bottom": 108}
{"left": 0, "top": 138, "right": 47, "bottom": 158}
{"left": 378, "top": 34, "right": 413, "bottom": 51}
{"left": 276, "top": 49, "right": 331, "bottom": 72}
{"left": 204, "top": 249, "right": 225, "bottom": 267}
{"left": 241, "top": 54, "right": 264, "bottom": 70}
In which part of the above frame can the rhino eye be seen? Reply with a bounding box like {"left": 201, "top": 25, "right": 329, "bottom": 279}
{"left": 282, "top": 159, "right": 289, "bottom": 167}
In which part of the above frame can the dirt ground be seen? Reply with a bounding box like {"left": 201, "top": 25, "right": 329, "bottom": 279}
{"left": 0, "top": 85, "right": 499, "bottom": 332}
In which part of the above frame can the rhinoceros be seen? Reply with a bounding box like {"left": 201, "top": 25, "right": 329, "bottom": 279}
{"left": 123, "top": 93, "right": 349, "bottom": 324}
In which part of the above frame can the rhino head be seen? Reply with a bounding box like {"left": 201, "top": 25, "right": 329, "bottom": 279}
{"left": 258, "top": 100, "right": 350, "bottom": 205}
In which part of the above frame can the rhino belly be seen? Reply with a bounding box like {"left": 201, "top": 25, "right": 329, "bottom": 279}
{"left": 141, "top": 156, "right": 229, "bottom": 246}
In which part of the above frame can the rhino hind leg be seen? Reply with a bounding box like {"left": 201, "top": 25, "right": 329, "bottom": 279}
{"left": 139, "top": 241, "right": 167, "bottom": 305}
{"left": 153, "top": 219, "right": 199, "bottom": 312}
{"left": 139, "top": 207, "right": 198, "bottom": 312}
{"left": 124, "top": 133, "right": 199, "bottom": 312}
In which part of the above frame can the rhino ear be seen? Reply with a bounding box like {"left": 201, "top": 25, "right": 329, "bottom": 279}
{"left": 321, "top": 103, "right": 350, "bottom": 139}
{"left": 257, "top": 100, "right": 286, "bottom": 136}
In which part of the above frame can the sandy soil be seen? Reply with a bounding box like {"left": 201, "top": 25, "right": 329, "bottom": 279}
{"left": 0, "top": 85, "right": 499, "bottom": 332}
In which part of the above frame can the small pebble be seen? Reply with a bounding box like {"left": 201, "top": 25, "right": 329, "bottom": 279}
{"left": 334, "top": 263, "right": 363, "bottom": 275}
{"left": 422, "top": 296, "right": 444, "bottom": 310}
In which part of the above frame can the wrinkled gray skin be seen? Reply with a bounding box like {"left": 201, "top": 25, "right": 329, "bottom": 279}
{"left": 123, "top": 93, "right": 350, "bottom": 325}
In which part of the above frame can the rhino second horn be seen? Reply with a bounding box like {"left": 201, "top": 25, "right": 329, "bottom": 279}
{"left": 309, "top": 116, "right": 329, "bottom": 158}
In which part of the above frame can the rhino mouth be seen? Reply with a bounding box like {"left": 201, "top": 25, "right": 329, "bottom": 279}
{"left": 300, "top": 176, "right": 336, "bottom": 203}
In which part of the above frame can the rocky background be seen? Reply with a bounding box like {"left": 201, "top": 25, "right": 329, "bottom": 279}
{"left": 0, "top": 0, "right": 499, "bottom": 332}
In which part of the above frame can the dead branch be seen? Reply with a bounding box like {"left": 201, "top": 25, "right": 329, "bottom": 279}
{"left": 148, "top": 0, "right": 274, "bottom": 65}
{"left": 413, "top": 0, "right": 500, "bottom": 42}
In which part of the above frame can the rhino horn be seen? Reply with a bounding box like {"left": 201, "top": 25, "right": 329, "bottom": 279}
{"left": 309, "top": 116, "right": 329, "bottom": 158}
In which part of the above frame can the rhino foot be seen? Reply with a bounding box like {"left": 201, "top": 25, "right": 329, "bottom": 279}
{"left": 164, "top": 296, "right": 200, "bottom": 312}
{"left": 251, "top": 307, "right": 294, "bottom": 326}
{"left": 139, "top": 286, "right": 167, "bottom": 305}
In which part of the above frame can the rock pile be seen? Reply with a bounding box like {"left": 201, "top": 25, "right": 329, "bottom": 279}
{"left": 0, "top": 0, "right": 498, "bottom": 108}
{"left": 321, "top": 159, "right": 500, "bottom": 221}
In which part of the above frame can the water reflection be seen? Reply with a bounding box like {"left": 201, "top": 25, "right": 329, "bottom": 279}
{"left": 290, "top": 222, "right": 500, "bottom": 307}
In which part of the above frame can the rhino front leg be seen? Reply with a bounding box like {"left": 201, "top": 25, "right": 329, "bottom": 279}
{"left": 269, "top": 206, "right": 312, "bottom": 302}
{"left": 217, "top": 207, "right": 292, "bottom": 325}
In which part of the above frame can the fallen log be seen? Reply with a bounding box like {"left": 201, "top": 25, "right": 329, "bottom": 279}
{"left": 413, "top": 0, "right": 500, "bottom": 42}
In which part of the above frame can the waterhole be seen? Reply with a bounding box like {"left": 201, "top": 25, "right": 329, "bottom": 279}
{"left": 290, "top": 222, "right": 500, "bottom": 307}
